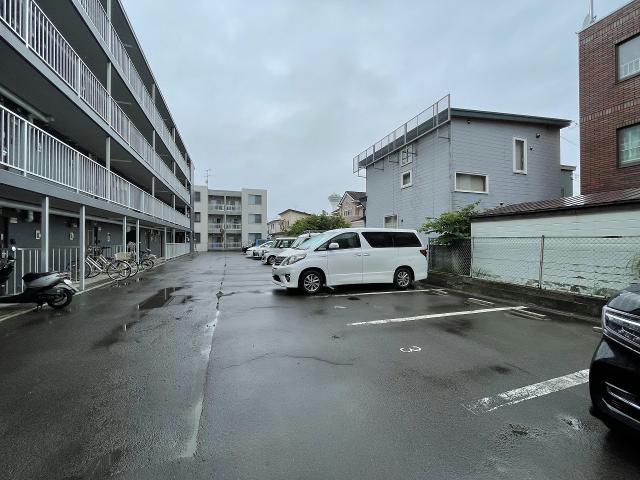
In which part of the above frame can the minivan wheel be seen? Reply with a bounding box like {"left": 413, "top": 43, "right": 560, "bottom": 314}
{"left": 394, "top": 267, "right": 412, "bottom": 290}
{"left": 267, "top": 255, "right": 276, "bottom": 265}
{"left": 300, "top": 270, "right": 323, "bottom": 295}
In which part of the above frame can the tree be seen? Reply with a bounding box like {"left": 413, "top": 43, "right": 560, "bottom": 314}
{"left": 287, "top": 214, "right": 350, "bottom": 236}
{"left": 418, "top": 202, "right": 479, "bottom": 245}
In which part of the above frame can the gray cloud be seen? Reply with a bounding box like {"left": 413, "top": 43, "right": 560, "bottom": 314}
{"left": 123, "top": 0, "right": 625, "bottom": 218}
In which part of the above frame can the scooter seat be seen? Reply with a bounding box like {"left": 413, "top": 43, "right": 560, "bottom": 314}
{"left": 22, "top": 272, "right": 58, "bottom": 282}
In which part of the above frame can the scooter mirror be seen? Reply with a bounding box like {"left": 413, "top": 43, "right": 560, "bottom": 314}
{"left": 11, "top": 246, "right": 16, "bottom": 252}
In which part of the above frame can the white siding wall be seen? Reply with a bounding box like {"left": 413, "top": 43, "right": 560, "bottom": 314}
{"left": 470, "top": 208, "right": 640, "bottom": 296}
{"left": 192, "top": 185, "right": 208, "bottom": 252}
{"left": 241, "top": 188, "right": 268, "bottom": 245}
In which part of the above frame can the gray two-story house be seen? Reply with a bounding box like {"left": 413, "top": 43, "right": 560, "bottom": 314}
{"left": 354, "top": 95, "right": 572, "bottom": 230}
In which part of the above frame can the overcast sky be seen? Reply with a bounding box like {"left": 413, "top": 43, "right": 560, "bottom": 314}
{"left": 123, "top": 0, "right": 627, "bottom": 219}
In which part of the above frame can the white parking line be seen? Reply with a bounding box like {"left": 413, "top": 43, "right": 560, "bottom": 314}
{"left": 316, "top": 289, "right": 434, "bottom": 299}
{"left": 465, "top": 369, "right": 590, "bottom": 414}
{"left": 347, "top": 306, "right": 527, "bottom": 326}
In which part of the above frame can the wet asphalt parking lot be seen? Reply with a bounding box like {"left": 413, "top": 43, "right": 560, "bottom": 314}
{"left": 0, "top": 252, "right": 639, "bottom": 479}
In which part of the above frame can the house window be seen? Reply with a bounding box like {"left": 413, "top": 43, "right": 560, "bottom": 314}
{"left": 455, "top": 173, "right": 488, "bottom": 193}
{"left": 618, "top": 123, "right": 640, "bottom": 166}
{"left": 194, "top": 212, "right": 201, "bottom": 222}
{"left": 513, "top": 138, "right": 527, "bottom": 174}
{"left": 384, "top": 215, "right": 398, "bottom": 228}
{"left": 194, "top": 233, "right": 201, "bottom": 243}
{"left": 248, "top": 194, "right": 262, "bottom": 205}
{"left": 618, "top": 35, "right": 640, "bottom": 80}
{"left": 400, "top": 170, "right": 412, "bottom": 189}
{"left": 249, "top": 214, "right": 262, "bottom": 224}
{"left": 194, "top": 191, "right": 201, "bottom": 202}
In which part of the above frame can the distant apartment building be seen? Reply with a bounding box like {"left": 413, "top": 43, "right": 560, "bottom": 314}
{"left": 332, "top": 191, "right": 366, "bottom": 227}
{"left": 193, "top": 187, "right": 267, "bottom": 250}
{"left": 579, "top": 0, "right": 640, "bottom": 194}
{"left": 267, "top": 209, "right": 311, "bottom": 237}
{"left": 0, "top": 0, "right": 193, "bottom": 287}
{"left": 353, "top": 95, "right": 571, "bottom": 230}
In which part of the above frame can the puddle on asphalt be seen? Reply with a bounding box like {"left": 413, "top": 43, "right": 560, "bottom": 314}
{"left": 137, "top": 287, "right": 192, "bottom": 310}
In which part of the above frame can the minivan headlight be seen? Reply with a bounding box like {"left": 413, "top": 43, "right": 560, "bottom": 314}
{"left": 282, "top": 253, "right": 306, "bottom": 266}
{"left": 603, "top": 306, "right": 640, "bottom": 349}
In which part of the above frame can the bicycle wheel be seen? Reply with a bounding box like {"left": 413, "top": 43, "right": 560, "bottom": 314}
{"left": 141, "top": 259, "right": 154, "bottom": 271}
{"left": 107, "top": 261, "right": 131, "bottom": 281}
{"left": 128, "top": 260, "right": 139, "bottom": 277}
{"left": 86, "top": 259, "right": 100, "bottom": 278}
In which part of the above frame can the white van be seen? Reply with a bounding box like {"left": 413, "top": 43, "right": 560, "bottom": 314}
{"left": 271, "top": 228, "right": 428, "bottom": 294}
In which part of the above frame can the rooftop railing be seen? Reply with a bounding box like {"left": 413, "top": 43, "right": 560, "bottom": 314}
{"left": 0, "top": 104, "right": 190, "bottom": 229}
{"left": 0, "top": 0, "right": 190, "bottom": 203}
{"left": 352, "top": 94, "right": 451, "bottom": 176}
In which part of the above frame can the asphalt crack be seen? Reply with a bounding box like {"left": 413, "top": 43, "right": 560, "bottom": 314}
{"left": 222, "top": 353, "right": 358, "bottom": 369}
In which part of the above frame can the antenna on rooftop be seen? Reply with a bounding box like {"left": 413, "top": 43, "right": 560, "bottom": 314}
{"left": 582, "top": 0, "right": 596, "bottom": 28}
{"left": 204, "top": 168, "right": 211, "bottom": 187}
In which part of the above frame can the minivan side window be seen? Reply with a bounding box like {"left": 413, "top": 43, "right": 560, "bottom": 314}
{"left": 362, "top": 232, "right": 394, "bottom": 248}
{"left": 392, "top": 232, "right": 421, "bottom": 247}
{"left": 320, "top": 232, "right": 361, "bottom": 250}
{"left": 281, "top": 239, "right": 293, "bottom": 248}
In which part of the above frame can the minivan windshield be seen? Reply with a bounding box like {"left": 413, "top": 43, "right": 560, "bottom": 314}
{"left": 296, "top": 230, "right": 340, "bottom": 250}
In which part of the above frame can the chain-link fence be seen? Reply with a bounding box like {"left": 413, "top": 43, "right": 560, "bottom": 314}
{"left": 428, "top": 236, "right": 640, "bottom": 298}
{"left": 428, "top": 238, "right": 472, "bottom": 275}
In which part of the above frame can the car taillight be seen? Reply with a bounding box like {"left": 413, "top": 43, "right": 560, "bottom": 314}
{"left": 419, "top": 248, "right": 428, "bottom": 258}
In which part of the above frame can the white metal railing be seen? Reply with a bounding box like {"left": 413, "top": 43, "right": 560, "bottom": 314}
{"left": 0, "top": 0, "right": 25, "bottom": 37}
{"left": 165, "top": 242, "right": 189, "bottom": 259}
{"left": 0, "top": 104, "right": 190, "bottom": 228}
{"left": 225, "top": 204, "right": 241, "bottom": 212}
{"left": 225, "top": 223, "right": 242, "bottom": 230}
{"left": 77, "top": 0, "right": 188, "bottom": 178}
{"left": 0, "top": 0, "right": 189, "bottom": 202}
{"left": 225, "top": 242, "right": 242, "bottom": 248}
{"left": 208, "top": 224, "right": 223, "bottom": 232}
{"left": 0, "top": 246, "right": 81, "bottom": 295}
{"left": 208, "top": 204, "right": 226, "bottom": 211}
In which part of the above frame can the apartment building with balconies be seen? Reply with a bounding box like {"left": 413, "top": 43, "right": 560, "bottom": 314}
{"left": 0, "top": 0, "right": 194, "bottom": 289}
{"left": 193, "top": 186, "right": 267, "bottom": 250}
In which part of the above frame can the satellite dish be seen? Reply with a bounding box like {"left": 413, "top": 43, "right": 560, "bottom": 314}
{"left": 582, "top": 14, "right": 594, "bottom": 28}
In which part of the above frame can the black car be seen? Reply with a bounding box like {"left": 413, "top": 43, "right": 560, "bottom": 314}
{"left": 590, "top": 283, "right": 640, "bottom": 433}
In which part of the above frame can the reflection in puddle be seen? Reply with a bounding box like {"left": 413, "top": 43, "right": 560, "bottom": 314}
{"left": 137, "top": 287, "right": 191, "bottom": 310}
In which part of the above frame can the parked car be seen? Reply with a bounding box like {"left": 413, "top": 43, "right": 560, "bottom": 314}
{"left": 260, "top": 237, "right": 296, "bottom": 264}
{"left": 271, "top": 228, "right": 428, "bottom": 294}
{"left": 246, "top": 240, "right": 274, "bottom": 257}
{"left": 264, "top": 233, "right": 322, "bottom": 266}
{"left": 590, "top": 283, "right": 640, "bottom": 433}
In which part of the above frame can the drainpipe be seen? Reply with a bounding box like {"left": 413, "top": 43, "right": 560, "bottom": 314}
{"left": 41, "top": 196, "right": 49, "bottom": 271}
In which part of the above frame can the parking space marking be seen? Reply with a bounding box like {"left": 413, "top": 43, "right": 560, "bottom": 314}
{"left": 347, "top": 305, "right": 527, "bottom": 326}
{"left": 465, "top": 369, "right": 590, "bottom": 414}
{"left": 315, "top": 289, "right": 434, "bottom": 299}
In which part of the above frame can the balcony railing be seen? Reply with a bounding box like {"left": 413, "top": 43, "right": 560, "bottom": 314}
{"left": 0, "top": 0, "right": 189, "bottom": 203}
{"left": 207, "top": 224, "right": 223, "bottom": 233}
{"left": 225, "top": 242, "right": 242, "bottom": 248}
{"left": 77, "top": 0, "right": 188, "bottom": 178}
{"left": 0, "top": 104, "right": 190, "bottom": 228}
{"left": 165, "top": 242, "right": 190, "bottom": 259}
{"left": 208, "top": 204, "right": 226, "bottom": 212}
{"left": 224, "top": 223, "right": 242, "bottom": 230}
{"left": 225, "top": 205, "right": 241, "bottom": 212}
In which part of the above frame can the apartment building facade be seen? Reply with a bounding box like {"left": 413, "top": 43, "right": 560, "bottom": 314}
{"left": 354, "top": 96, "right": 571, "bottom": 230}
{"left": 0, "top": 0, "right": 194, "bottom": 289}
{"left": 192, "top": 186, "right": 267, "bottom": 250}
{"left": 579, "top": 0, "right": 640, "bottom": 194}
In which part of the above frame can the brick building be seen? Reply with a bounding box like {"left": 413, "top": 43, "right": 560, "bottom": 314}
{"left": 579, "top": 0, "right": 640, "bottom": 194}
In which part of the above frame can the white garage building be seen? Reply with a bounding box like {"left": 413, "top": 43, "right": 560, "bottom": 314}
{"left": 470, "top": 188, "right": 640, "bottom": 297}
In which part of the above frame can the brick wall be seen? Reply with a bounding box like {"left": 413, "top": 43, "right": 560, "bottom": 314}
{"left": 579, "top": 0, "right": 640, "bottom": 194}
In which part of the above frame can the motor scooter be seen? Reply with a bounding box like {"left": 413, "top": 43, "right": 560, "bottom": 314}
{"left": 0, "top": 241, "right": 78, "bottom": 309}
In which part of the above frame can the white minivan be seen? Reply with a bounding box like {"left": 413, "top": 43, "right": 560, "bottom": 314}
{"left": 271, "top": 228, "right": 428, "bottom": 294}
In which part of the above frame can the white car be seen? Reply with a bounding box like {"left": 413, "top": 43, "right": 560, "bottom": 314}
{"left": 260, "top": 237, "right": 296, "bottom": 265}
{"left": 271, "top": 232, "right": 323, "bottom": 266}
{"left": 271, "top": 228, "right": 428, "bottom": 294}
{"left": 246, "top": 240, "right": 274, "bottom": 258}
